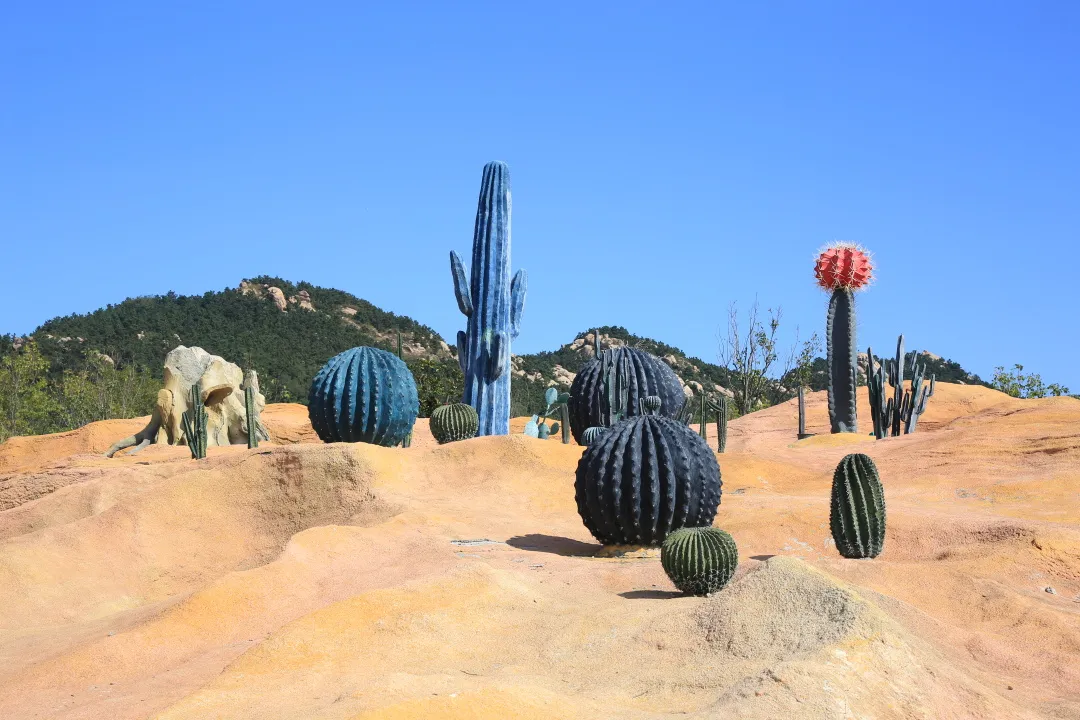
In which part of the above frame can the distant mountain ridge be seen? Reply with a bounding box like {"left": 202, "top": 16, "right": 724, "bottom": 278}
{"left": 2, "top": 277, "right": 989, "bottom": 417}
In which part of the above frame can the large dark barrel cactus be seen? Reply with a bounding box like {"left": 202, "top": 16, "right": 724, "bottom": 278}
{"left": 814, "top": 244, "right": 873, "bottom": 434}
{"left": 308, "top": 347, "right": 419, "bottom": 446}
{"left": 830, "top": 453, "right": 886, "bottom": 559}
{"left": 575, "top": 414, "right": 722, "bottom": 546}
{"left": 567, "top": 346, "right": 684, "bottom": 445}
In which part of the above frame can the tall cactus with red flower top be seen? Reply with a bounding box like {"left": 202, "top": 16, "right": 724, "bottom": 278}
{"left": 814, "top": 243, "right": 874, "bottom": 434}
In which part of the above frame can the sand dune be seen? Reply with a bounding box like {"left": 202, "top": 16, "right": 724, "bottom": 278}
{"left": 0, "top": 383, "right": 1077, "bottom": 719}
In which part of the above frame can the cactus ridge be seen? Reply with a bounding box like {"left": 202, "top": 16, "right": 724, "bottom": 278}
{"left": 575, "top": 415, "right": 721, "bottom": 546}
{"left": 661, "top": 526, "right": 739, "bottom": 595}
{"left": 826, "top": 288, "right": 859, "bottom": 433}
{"left": 567, "top": 347, "right": 684, "bottom": 444}
{"left": 430, "top": 403, "right": 479, "bottom": 444}
{"left": 829, "top": 453, "right": 886, "bottom": 559}
{"left": 308, "top": 347, "right": 418, "bottom": 447}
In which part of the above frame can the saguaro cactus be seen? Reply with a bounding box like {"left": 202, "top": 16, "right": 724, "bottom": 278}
{"left": 450, "top": 161, "right": 527, "bottom": 436}
{"left": 814, "top": 244, "right": 873, "bottom": 434}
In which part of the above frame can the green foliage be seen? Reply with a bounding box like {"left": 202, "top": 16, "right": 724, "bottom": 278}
{"left": 661, "top": 526, "right": 739, "bottom": 596}
{"left": 408, "top": 357, "right": 465, "bottom": 418}
{"left": 991, "top": 364, "right": 1071, "bottom": 399}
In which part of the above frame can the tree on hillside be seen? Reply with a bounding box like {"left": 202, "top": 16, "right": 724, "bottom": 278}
{"left": 0, "top": 340, "right": 57, "bottom": 442}
{"left": 991, "top": 364, "right": 1071, "bottom": 399}
{"left": 717, "top": 301, "right": 821, "bottom": 415}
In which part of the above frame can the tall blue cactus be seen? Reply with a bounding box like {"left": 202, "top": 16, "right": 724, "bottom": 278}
{"left": 450, "top": 161, "right": 527, "bottom": 436}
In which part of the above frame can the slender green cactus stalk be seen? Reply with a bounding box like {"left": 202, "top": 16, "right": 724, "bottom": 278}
{"left": 244, "top": 384, "right": 259, "bottom": 449}
{"left": 698, "top": 393, "right": 708, "bottom": 441}
{"left": 830, "top": 453, "right": 886, "bottom": 559}
{"left": 661, "top": 526, "right": 739, "bottom": 596}
{"left": 797, "top": 387, "right": 813, "bottom": 440}
{"left": 675, "top": 395, "right": 694, "bottom": 425}
{"left": 866, "top": 348, "right": 887, "bottom": 440}
{"left": 559, "top": 404, "right": 570, "bottom": 444}
{"left": 889, "top": 335, "right": 906, "bottom": 437}
{"left": 181, "top": 382, "right": 208, "bottom": 460}
{"left": 714, "top": 395, "right": 729, "bottom": 452}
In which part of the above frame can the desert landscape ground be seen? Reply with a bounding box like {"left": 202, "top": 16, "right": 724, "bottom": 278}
{"left": 0, "top": 382, "right": 1077, "bottom": 719}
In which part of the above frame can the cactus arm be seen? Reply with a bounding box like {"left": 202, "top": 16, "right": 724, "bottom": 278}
{"left": 510, "top": 269, "right": 526, "bottom": 339}
{"left": 450, "top": 251, "right": 473, "bottom": 317}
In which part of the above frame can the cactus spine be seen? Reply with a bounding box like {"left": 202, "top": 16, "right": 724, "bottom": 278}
{"left": 181, "top": 382, "right": 208, "bottom": 460}
{"left": 830, "top": 453, "right": 886, "bottom": 559}
{"left": 661, "top": 526, "right": 739, "bottom": 595}
{"left": 450, "top": 161, "right": 526, "bottom": 436}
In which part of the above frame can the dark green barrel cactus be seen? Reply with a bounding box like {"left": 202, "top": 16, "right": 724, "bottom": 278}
{"left": 661, "top": 526, "right": 739, "bottom": 595}
{"left": 830, "top": 453, "right": 886, "bottom": 559}
{"left": 575, "top": 415, "right": 722, "bottom": 546}
{"left": 308, "top": 347, "right": 419, "bottom": 447}
{"left": 815, "top": 244, "right": 873, "bottom": 434}
{"left": 567, "top": 346, "right": 684, "bottom": 444}
{"left": 430, "top": 403, "right": 479, "bottom": 444}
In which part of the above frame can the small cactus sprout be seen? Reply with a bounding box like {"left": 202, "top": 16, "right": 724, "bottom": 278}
{"left": 641, "top": 395, "right": 662, "bottom": 415}
{"left": 581, "top": 426, "right": 606, "bottom": 446}
{"left": 830, "top": 453, "right": 886, "bottom": 559}
{"left": 815, "top": 242, "right": 874, "bottom": 434}
{"left": 430, "top": 403, "right": 479, "bottom": 444}
{"left": 524, "top": 414, "right": 540, "bottom": 438}
{"left": 661, "top": 526, "right": 739, "bottom": 596}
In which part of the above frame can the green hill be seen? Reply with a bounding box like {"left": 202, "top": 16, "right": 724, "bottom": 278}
{"left": 1, "top": 278, "right": 992, "bottom": 439}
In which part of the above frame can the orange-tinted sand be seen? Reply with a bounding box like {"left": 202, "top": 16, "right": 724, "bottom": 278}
{"left": 0, "top": 384, "right": 1077, "bottom": 719}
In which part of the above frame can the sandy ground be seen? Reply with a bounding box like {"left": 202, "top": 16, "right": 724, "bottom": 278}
{"left": 0, "top": 384, "right": 1077, "bottom": 719}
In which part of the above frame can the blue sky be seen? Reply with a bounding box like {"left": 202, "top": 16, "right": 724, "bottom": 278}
{"left": 2, "top": 2, "right": 1078, "bottom": 389}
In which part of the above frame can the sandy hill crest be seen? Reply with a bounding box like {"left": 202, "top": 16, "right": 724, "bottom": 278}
{"left": 0, "top": 382, "right": 1077, "bottom": 719}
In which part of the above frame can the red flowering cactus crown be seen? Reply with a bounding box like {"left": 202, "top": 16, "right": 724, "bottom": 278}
{"left": 814, "top": 243, "right": 873, "bottom": 291}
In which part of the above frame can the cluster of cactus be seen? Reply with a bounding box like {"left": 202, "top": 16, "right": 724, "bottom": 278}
{"left": 574, "top": 396, "right": 722, "bottom": 546}
{"left": 830, "top": 453, "right": 886, "bottom": 558}
{"left": 661, "top": 526, "right": 739, "bottom": 595}
{"left": 689, "top": 392, "right": 729, "bottom": 453}
{"left": 525, "top": 387, "right": 571, "bottom": 442}
{"left": 815, "top": 244, "right": 874, "bottom": 434}
{"left": 567, "top": 344, "right": 684, "bottom": 444}
{"left": 867, "top": 335, "right": 937, "bottom": 439}
{"left": 449, "top": 161, "right": 527, "bottom": 437}
{"left": 180, "top": 382, "right": 208, "bottom": 460}
{"left": 308, "top": 346, "right": 419, "bottom": 447}
{"left": 430, "top": 402, "right": 479, "bottom": 444}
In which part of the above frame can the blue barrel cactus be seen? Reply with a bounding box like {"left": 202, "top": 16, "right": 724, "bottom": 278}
{"left": 450, "top": 161, "right": 527, "bottom": 436}
{"left": 308, "top": 347, "right": 419, "bottom": 446}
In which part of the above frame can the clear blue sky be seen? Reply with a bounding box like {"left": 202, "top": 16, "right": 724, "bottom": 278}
{"left": 2, "top": 2, "right": 1078, "bottom": 389}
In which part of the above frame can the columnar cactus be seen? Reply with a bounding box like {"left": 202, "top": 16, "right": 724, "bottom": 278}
{"left": 797, "top": 386, "right": 813, "bottom": 440}
{"left": 715, "top": 394, "right": 729, "bottom": 452}
{"left": 867, "top": 335, "right": 936, "bottom": 439}
{"left": 430, "top": 403, "right": 479, "bottom": 444}
{"left": 815, "top": 244, "right": 873, "bottom": 433}
{"left": 575, "top": 414, "right": 722, "bottom": 546}
{"left": 830, "top": 453, "right": 886, "bottom": 559}
{"left": 661, "top": 526, "right": 739, "bottom": 595}
{"left": 567, "top": 346, "right": 684, "bottom": 444}
{"left": 181, "top": 382, "right": 208, "bottom": 460}
{"left": 308, "top": 347, "right": 419, "bottom": 446}
{"left": 449, "top": 161, "right": 527, "bottom": 436}
{"left": 244, "top": 383, "right": 259, "bottom": 449}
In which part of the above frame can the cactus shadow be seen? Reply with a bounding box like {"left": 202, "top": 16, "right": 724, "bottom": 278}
{"left": 506, "top": 534, "right": 602, "bottom": 557}
{"left": 619, "top": 590, "right": 683, "bottom": 600}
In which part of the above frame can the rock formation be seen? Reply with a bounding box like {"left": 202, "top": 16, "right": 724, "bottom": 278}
{"left": 105, "top": 346, "right": 269, "bottom": 457}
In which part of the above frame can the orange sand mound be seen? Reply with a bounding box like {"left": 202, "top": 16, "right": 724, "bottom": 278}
{"left": 0, "top": 382, "right": 1077, "bottom": 719}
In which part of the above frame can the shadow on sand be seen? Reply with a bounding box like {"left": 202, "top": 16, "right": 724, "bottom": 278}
{"left": 506, "top": 534, "right": 602, "bottom": 557}
{"left": 619, "top": 589, "right": 684, "bottom": 600}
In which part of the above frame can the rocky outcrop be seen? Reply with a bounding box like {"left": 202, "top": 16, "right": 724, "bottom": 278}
{"left": 105, "top": 346, "right": 269, "bottom": 457}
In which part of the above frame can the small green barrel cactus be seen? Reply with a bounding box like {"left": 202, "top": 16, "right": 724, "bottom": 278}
{"left": 581, "top": 426, "right": 606, "bottom": 446}
{"left": 430, "top": 403, "right": 479, "bottom": 444}
{"left": 661, "top": 526, "right": 739, "bottom": 596}
{"left": 830, "top": 453, "right": 886, "bottom": 559}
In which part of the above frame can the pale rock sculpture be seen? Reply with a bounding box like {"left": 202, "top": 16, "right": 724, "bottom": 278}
{"left": 106, "top": 346, "right": 269, "bottom": 457}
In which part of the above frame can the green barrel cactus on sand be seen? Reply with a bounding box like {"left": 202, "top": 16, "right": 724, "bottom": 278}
{"left": 661, "top": 526, "right": 739, "bottom": 596}
{"left": 430, "top": 403, "right": 479, "bottom": 444}
{"left": 830, "top": 453, "right": 886, "bottom": 559}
